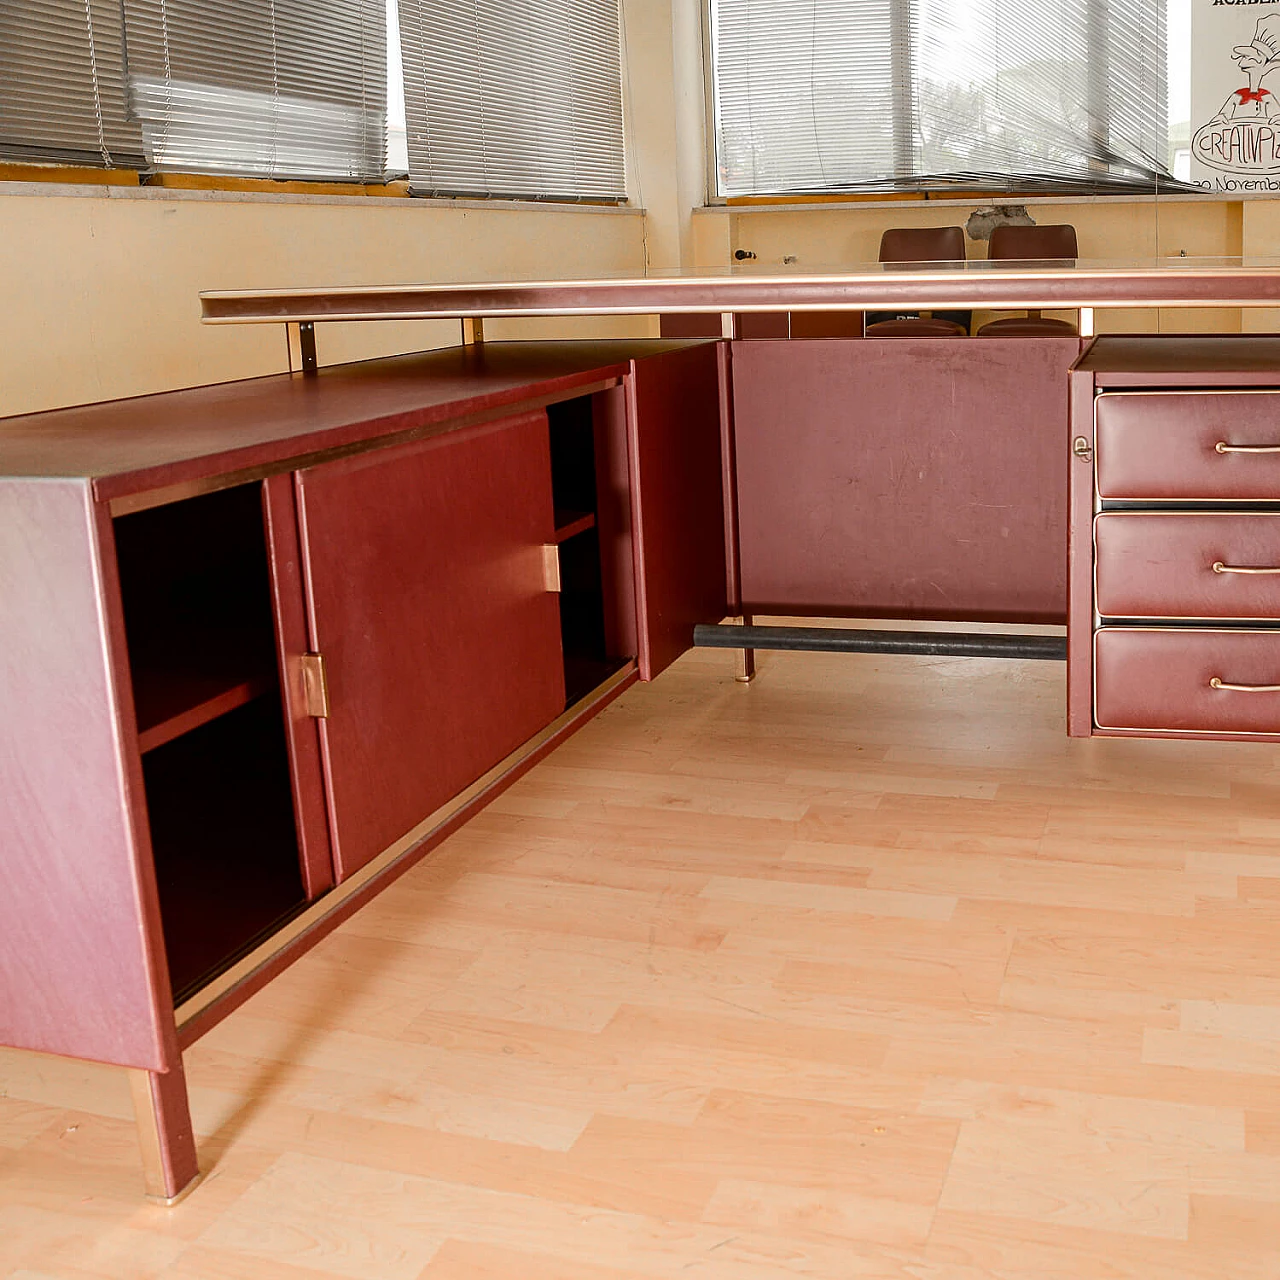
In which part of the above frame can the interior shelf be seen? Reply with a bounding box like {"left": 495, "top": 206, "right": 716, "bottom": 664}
{"left": 113, "top": 481, "right": 307, "bottom": 1002}
{"left": 143, "top": 696, "right": 306, "bottom": 1002}
{"left": 135, "top": 667, "right": 276, "bottom": 754}
{"left": 548, "top": 395, "right": 629, "bottom": 707}
{"left": 552, "top": 509, "right": 596, "bottom": 543}
{"left": 114, "top": 483, "right": 280, "bottom": 753}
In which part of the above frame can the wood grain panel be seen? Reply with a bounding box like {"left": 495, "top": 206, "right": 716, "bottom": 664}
{"left": 625, "top": 344, "right": 728, "bottom": 679}
{"left": 296, "top": 411, "right": 566, "bottom": 879}
{"left": 733, "top": 337, "right": 1082, "bottom": 622}
{"left": 0, "top": 480, "right": 172, "bottom": 1069}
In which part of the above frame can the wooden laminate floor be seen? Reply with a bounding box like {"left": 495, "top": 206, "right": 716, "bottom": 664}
{"left": 5, "top": 640, "right": 1280, "bottom": 1279}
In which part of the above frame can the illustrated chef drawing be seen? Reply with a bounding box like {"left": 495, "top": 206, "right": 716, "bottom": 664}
{"left": 1211, "top": 13, "right": 1280, "bottom": 123}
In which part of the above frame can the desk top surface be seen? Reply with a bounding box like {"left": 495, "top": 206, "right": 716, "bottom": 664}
{"left": 0, "top": 341, "right": 687, "bottom": 501}
{"left": 201, "top": 257, "right": 1280, "bottom": 323}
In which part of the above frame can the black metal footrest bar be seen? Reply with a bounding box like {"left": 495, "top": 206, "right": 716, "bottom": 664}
{"left": 693, "top": 624, "right": 1067, "bottom": 661}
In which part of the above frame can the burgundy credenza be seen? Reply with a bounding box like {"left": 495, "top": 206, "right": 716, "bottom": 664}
{"left": 0, "top": 339, "right": 727, "bottom": 1201}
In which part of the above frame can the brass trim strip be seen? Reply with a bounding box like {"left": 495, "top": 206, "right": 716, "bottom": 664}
{"left": 1092, "top": 511, "right": 1280, "bottom": 621}
{"left": 104, "top": 378, "right": 621, "bottom": 518}
{"left": 1092, "top": 626, "right": 1280, "bottom": 736}
{"left": 1094, "top": 390, "right": 1280, "bottom": 505}
{"left": 172, "top": 661, "right": 637, "bottom": 1035}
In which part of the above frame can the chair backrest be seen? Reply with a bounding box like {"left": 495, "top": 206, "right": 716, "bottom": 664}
{"left": 878, "top": 226, "right": 966, "bottom": 264}
{"left": 987, "top": 223, "right": 1078, "bottom": 261}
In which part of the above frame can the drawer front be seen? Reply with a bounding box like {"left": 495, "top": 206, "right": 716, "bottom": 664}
{"left": 1095, "top": 513, "right": 1280, "bottom": 619}
{"left": 1096, "top": 391, "right": 1280, "bottom": 499}
{"left": 1094, "top": 628, "right": 1280, "bottom": 734}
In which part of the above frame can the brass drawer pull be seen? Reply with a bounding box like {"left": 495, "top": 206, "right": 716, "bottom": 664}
{"left": 1215, "top": 441, "right": 1280, "bottom": 454}
{"left": 1212, "top": 561, "right": 1280, "bottom": 575}
{"left": 1210, "top": 676, "right": 1280, "bottom": 691}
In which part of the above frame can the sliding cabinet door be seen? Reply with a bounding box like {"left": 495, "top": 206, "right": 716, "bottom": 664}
{"left": 626, "top": 343, "right": 729, "bottom": 679}
{"left": 296, "top": 412, "right": 565, "bottom": 880}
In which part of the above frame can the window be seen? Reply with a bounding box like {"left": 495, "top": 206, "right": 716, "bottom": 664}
{"left": 0, "top": 1, "right": 144, "bottom": 167}
{"left": 1, "top": 0, "right": 626, "bottom": 201}
{"left": 396, "top": 0, "right": 627, "bottom": 200}
{"left": 708, "top": 0, "right": 1184, "bottom": 196}
{"left": 121, "top": 0, "right": 387, "bottom": 182}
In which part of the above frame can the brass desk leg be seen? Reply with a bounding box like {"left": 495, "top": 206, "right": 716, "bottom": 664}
{"left": 461, "top": 317, "right": 485, "bottom": 345}
{"left": 735, "top": 613, "right": 756, "bottom": 684}
{"left": 128, "top": 1062, "right": 201, "bottom": 1205}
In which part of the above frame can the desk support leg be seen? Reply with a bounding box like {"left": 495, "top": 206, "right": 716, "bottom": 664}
{"left": 128, "top": 1062, "right": 201, "bottom": 1205}
{"left": 735, "top": 613, "right": 756, "bottom": 684}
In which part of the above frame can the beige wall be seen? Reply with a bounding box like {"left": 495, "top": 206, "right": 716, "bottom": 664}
{"left": 0, "top": 187, "right": 649, "bottom": 417}
{"left": 692, "top": 195, "right": 1274, "bottom": 335}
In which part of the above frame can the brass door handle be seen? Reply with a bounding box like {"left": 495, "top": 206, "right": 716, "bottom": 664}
{"left": 1215, "top": 441, "right": 1280, "bottom": 454}
{"left": 1210, "top": 677, "right": 1280, "bottom": 691}
{"left": 1212, "top": 561, "right": 1280, "bottom": 575}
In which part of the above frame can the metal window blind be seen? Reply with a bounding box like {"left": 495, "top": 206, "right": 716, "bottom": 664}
{"left": 121, "top": 0, "right": 388, "bottom": 181}
{"left": 397, "top": 0, "right": 626, "bottom": 201}
{"left": 0, "top": 1, "right": 145, "bottom": 167}
{"left": 710, "top": 0, "right": 1180, "bottom": 196}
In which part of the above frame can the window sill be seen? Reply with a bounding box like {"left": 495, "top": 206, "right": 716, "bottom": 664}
{"left": 708, "top": 190, "right": 1259, "bottom": 213}
{"left": 0, "top": 165, "right": 641, "bottom": 214}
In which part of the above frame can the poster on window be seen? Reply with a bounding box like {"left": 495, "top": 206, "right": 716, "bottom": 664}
{"left": 1190, "top": 1, "right": 1280, "bottom": 191}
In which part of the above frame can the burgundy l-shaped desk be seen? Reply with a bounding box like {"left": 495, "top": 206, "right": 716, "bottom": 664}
{"left": 5, "top": 259, "right": 1280, "bottom": 1202}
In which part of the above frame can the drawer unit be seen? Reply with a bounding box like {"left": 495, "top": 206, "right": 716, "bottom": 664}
{"left": 1070, "top": 339, "right": 1280, "bottom": 739}
{"left": 1095, "top": 628, "right": 1280, "bottom": 735}
{"left": 1096, "top": 391, "right": 1280, "bottom": 500}
{"left": 1094, "top": 513, "right": 1280, "bottom": 620}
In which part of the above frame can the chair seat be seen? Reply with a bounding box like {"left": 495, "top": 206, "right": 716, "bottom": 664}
{"left": 977, "top": 316, "right": 1079, "bottom": 337}
{"left": 865, "top": 317, "right": 967, "bottom": 338}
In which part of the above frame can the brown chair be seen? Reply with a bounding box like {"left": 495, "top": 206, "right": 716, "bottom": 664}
{"left": 866, "top": 227, "right": 969, "bottom": 337}
{"left": 977, "top": 224, "right": 1079, "bottom": 337}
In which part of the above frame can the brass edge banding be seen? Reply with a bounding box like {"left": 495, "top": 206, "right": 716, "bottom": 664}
{"left": 1092, "top": 625, "right": 1280, "bottom": 735}
{"left": 173, "top": 662, "right": 637, "bottom": 1034}
{"left": 1093, "top": 510, "right": 1280, "bottom": 621}
{"left": 1095, "top": 389, "right": 1280, "bottom": 505}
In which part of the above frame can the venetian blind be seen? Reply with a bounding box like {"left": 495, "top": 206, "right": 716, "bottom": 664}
{"left": 710, "top": 0, "right": 1178, "bottom": 196}
{"left": 0, "top": 1, "right": 144, "bottom": 167}
{"left": 397, "top": 0, "right": 626, "bottom": 201}
{"left": 121, "top": 0, "right": 388, "bottom": 181}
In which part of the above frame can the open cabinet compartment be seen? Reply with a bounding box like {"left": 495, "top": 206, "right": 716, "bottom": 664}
{"left": 113, "top": 483, "right": 307, "bottom": 1002}
{"left": 547, "top": 394, "right": 632, "bottom": 705}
